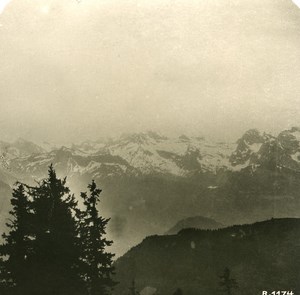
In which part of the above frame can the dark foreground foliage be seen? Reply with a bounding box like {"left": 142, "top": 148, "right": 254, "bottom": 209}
{"left": 0, "top": 165, "right": 115, "bottom": 295}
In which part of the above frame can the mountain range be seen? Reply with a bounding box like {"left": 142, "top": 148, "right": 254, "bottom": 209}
{"left": 1, "top": 128, "right": 300, "bottom": 255}
{"left": 2, "top": 127, "right": 300, "bottom": 178}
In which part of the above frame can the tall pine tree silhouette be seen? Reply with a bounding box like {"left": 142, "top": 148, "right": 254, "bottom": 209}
{"left": 0, "top": 183, "right": 31, "bottom": 295}
{"left": 219, "top": 267, "right": 238, "bottom": 295}
{"left": 28, "top": 165, "right": 85, "bottom": 295}
{"left": 79, "top": 180, "right": 115, "bottom": 295}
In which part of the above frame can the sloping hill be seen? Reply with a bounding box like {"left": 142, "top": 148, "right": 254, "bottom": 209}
{"left": 114, "top": 218, "right": 300, "bottom": 295}
{"left": 165, "top": 216, "right": 224, "bottom": 235}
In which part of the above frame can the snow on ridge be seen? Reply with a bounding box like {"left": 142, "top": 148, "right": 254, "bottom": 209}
{"left": 26, "top": 158, "right": 52, "bottom": 167}
{"left": 231, "top": 159, "right": 250, "bottom": 172}
{"left": 248, "top": 142, "right": 262, "bottom": 153}
{"left": 101, "top": 136, "right": 238, "bottom": 175}
{"left": 7, "top": 134, "right": 248, "bottom": 177}
{"left": 291, "top": 130, "right": 300, "bottom": 143}
{"left": 81, "top": 161, "right": 102, "bottom": 174}
{"left": 291, "top": 151, "right": 300, "bottom": 163}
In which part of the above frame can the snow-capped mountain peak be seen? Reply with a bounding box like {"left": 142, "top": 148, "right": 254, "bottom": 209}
{"left": 4, "top": 128, "right": 300, "bottom": 181}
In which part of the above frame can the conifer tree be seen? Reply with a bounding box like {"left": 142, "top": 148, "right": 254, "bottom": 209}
{"left": 79, "top": 180, "right": 115, "bottom": 295}
{"left": 219, "top": 267, "right": 238, "bottom": 295}
{"left": 0, "top": 166, "right": 116, "bottom": 295}
{"left": 0, "top": 183, "right": 31, "bottom": 295}
{"left": 27, "top": 165, "right": 85, "bottom": 295}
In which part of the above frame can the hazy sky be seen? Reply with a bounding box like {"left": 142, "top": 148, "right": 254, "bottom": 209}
{"left": 0, "top": 0, "right": 300, "bottom": 143}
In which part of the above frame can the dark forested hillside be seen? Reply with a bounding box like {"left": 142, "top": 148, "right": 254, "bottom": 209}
{"left": 114, "top": 218, "right": 300, "bottom": 295}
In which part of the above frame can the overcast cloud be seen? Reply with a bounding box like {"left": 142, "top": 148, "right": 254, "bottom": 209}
{"left": 0, "top": 0, "right": 300, "bottom": 143}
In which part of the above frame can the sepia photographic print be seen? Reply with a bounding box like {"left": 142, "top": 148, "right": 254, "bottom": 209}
{"left": 0, "top": 0, "right": 300, "bottom": 294}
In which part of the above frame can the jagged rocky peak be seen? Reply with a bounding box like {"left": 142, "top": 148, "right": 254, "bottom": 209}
{"left": 50, "top": 145, "right": 87, "bottom": 158}
{"left": 71, "top": 138, "right": 109, "bottom": 154}
{"left": 146, "top": 131, "right": 168, "bottom": 141}
{"left": 290, "top": 126, "right": 300, "bottom": 134}
{"left": 58, "top": 146, "right": 73, "bottom": 153}
{"left": 239, "top": 129, "right": 265, "bottom": 145}
{"left": 233, "top": 127, "right": 300, "bottom": 171}
{"left": 50, "top": 146, "right": 74, "bottom": 160}
{"left": 179, "top": 134, "right": 190, "bottom": 142}
{"left": 2, "top": 137, "right": 46, "bottom": 158}
{"left": 230, "top": 129, "right": 266, "bottom": 166}
{"left": 276, "top": 127, "right": 300, "bottom": 155}
{"left": 278, "top": 127, "right": 300, "bottom": 142}
{"left": 119, "top": 131, "right": 167, "bottom": 144}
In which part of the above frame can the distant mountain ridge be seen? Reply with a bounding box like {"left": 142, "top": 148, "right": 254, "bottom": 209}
{"left": 165, "top": 216, "right": 224, "bottom": 235}
{"left": 0, "top": 138, "right": 45, "bottom": 159}
{"left": 2, "top": 128, "right": 300, "bottom": 181}
{"left": 0, "top": 129, "right": 265, "bottom": 178}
